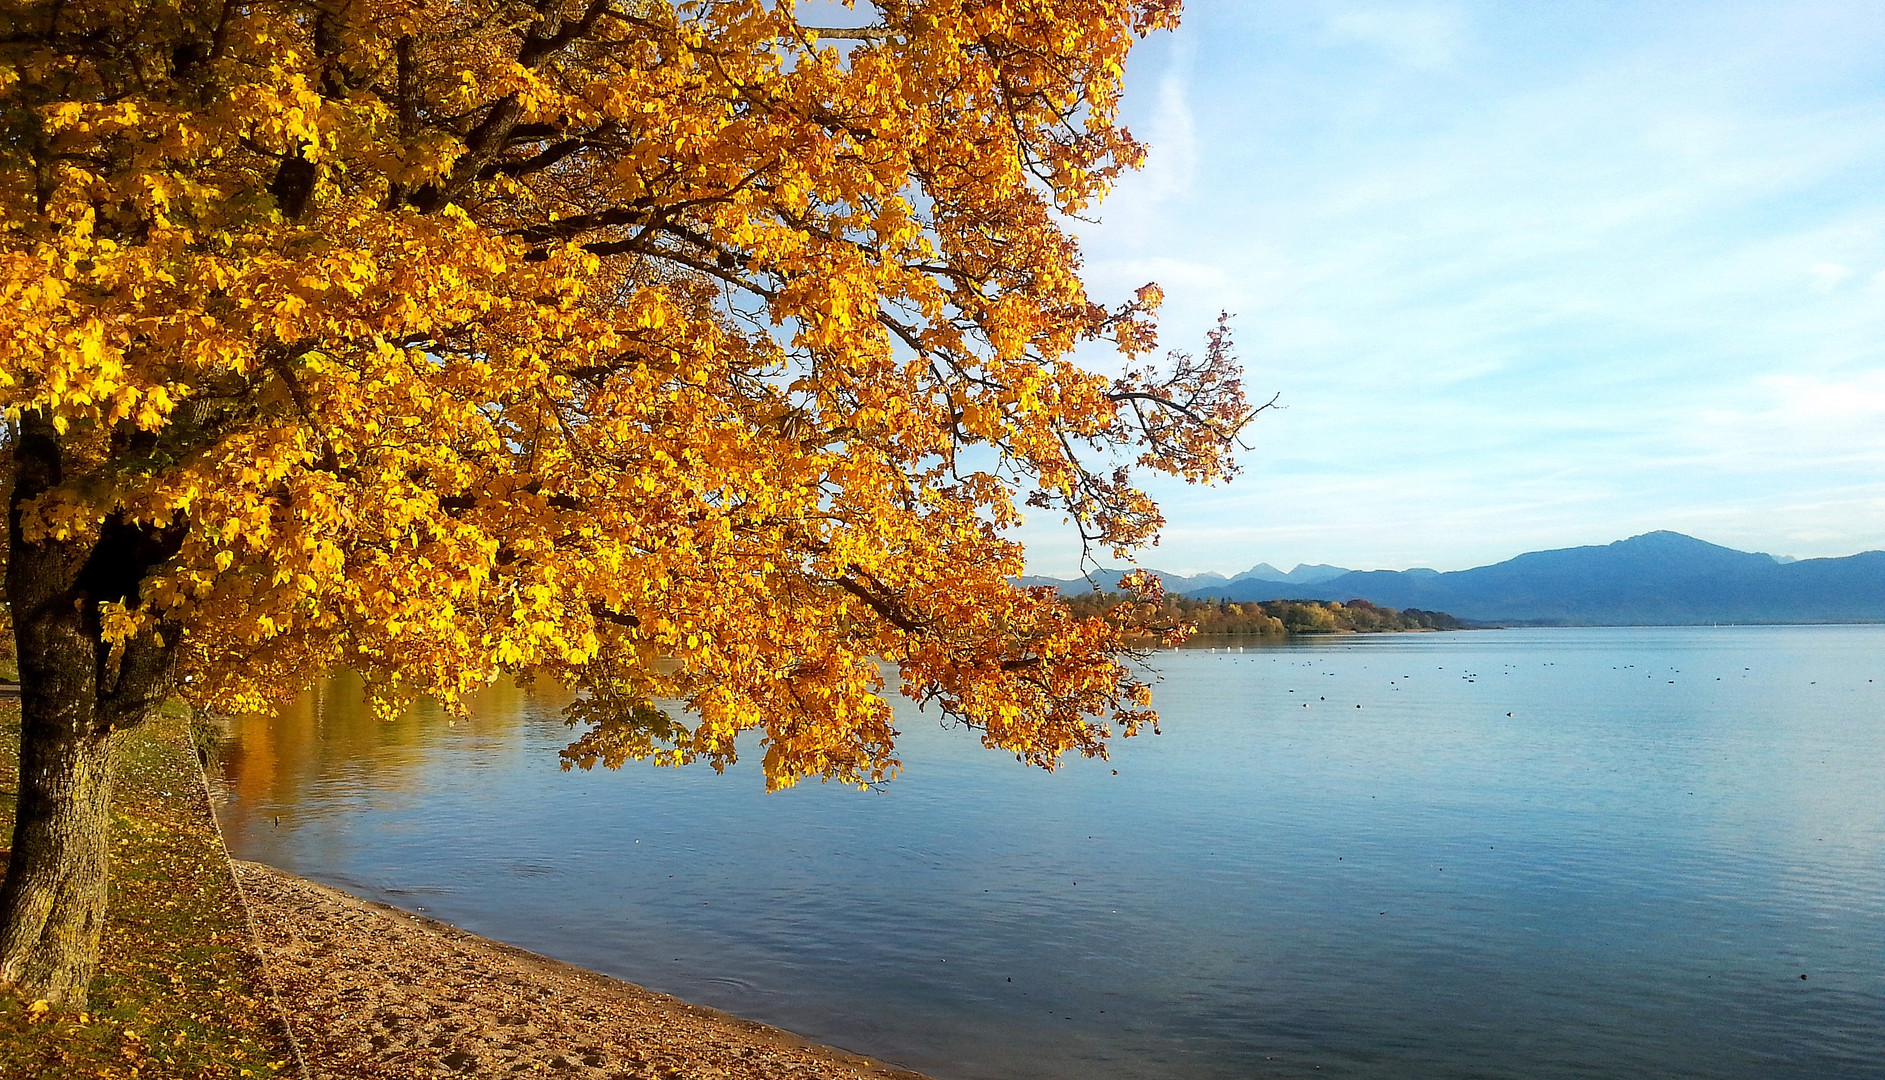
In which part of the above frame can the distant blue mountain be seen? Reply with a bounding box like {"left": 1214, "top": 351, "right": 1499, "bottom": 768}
{"left": 1017, "top": 561, "right": 1353, "bottom": 595}
{"left": 1191, "top": 531, "right": 1885, "bottom": 625}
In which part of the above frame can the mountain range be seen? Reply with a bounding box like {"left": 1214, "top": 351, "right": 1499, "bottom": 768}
{"left": 1025, "top": 531, "right": 1885, "bottom": 625}
{"left": 1015, "top": 561, "right": 1350, "bottom": 593}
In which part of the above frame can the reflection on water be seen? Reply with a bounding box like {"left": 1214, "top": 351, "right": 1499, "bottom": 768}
{"left": 217, "top": 674, "right": 575, "bottom": 824}
{"left": 215, "top": 628, "right": 1885, "bottom": 1080}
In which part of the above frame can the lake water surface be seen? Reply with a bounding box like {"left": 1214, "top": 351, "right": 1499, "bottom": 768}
{"left": 213, "top": 626, "right": 1885, "bottom": 1079}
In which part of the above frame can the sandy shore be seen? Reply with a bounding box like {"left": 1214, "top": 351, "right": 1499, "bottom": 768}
{"left": 232, "top": 861, "right": 931, "bottom": 1080}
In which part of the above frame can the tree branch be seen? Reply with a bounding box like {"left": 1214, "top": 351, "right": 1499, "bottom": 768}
{"left": 800, "top": 25, "right": 897, "bottom": 41}
{"left": 833, "top": 568, "right": 923, "bottom": 634}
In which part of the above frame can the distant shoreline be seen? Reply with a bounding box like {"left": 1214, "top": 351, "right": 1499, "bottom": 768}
{"left": 1063, "top": 593, "right": 1464, "bottom": 636}
{"left": 1184, "top": 620, "right": 1885, "bottom": 632}
{"left": 1179, "top": 627, "right": 1450, "bottom": 638}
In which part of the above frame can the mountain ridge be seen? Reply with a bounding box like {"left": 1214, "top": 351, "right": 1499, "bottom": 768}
{"left": 1017, "top": 560, "right": 1350, "bottom": 594}
{"left": 1025, "top": 532, "right": 1885, "bottom": 625}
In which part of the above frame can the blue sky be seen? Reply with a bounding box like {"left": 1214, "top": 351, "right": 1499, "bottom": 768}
{"left": 1018, "top": 0, "right": 1885, "bottom": 575}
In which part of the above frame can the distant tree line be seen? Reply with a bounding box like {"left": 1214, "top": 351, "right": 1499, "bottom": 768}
{"left": 1062, "top": 593, "right": 1464, "bottom": 637}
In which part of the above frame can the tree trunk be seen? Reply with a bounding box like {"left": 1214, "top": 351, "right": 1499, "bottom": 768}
{"left": 0, "top": 413, "right": 180, "bottom": 1005}
{"left": 0, "top": 725, "right": 120, "bottom": 1003}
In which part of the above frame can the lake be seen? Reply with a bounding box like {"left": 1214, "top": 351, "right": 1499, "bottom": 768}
{"left": 211, "top": 626, "right": 1885, "bottom": 1080}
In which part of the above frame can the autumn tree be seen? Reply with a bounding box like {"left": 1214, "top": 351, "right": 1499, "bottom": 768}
{"left": 0, "top": 0, "right": 1255, "bottom": 1003}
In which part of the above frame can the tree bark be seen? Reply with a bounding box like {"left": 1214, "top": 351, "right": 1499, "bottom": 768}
{"left": 0, "top": 725, "right": 120, "bottom": 1004}
{"left": 0, "top": 414, "right": 179, "bottom": 1005}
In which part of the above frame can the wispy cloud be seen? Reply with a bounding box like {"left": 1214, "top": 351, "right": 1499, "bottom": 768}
{"left": 1138, "top": 36, "right": 1197, "bottom": 202}
{"left": 1323, "top": 3, "right": 1466, "bottom": 71}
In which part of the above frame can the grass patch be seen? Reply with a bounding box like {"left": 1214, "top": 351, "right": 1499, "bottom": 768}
{"left": 0, "top": 701, "right": 297, "bottom": 1078}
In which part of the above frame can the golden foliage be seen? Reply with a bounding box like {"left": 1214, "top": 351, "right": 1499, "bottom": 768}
{"left": 0, "top": 0, "right": 1254, "bottom": 787}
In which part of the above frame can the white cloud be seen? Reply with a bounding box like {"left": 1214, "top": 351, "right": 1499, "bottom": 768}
{"left": 1810, "top": 262, "right": 1854, "bottom": 290}
{"left": 1122, "top": 37, "right": 1197, "bottom": 206}
{"left": 1704, "top": 369, "right": 1885, "bottom": 455}
{"left": 1324, "top": 4, "right": 1466, "bottom": 71}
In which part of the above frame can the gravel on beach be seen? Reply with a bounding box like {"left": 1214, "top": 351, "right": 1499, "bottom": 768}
{"left": 232, "top": 861, "right": 930, "bottom": 1080}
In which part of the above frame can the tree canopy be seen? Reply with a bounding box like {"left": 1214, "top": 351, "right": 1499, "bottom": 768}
{"left": 0, "top": 0, "right": 1253, "bottom": 1000}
